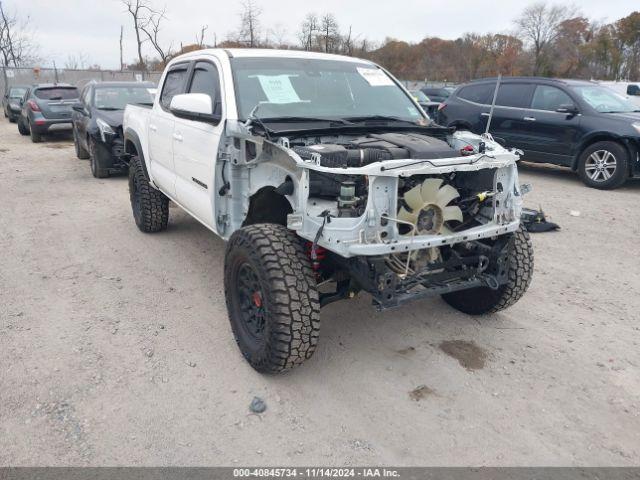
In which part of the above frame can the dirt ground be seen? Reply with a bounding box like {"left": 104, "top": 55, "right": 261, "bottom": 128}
{"left": 1, "top": 119, "right": 639, "bottom": 466}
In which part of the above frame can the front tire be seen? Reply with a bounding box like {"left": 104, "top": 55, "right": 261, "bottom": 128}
{"left": 89, "top": 138, "right": 109, "bottom": 178}
{"left": 17, "top": 117, "right": 29, "bottom": 136}
{"left": 442, "top": 227, "right": 533, "bottom": 315}
{"left": 128, "top": 155, "right": 169, "bottom": 232}
{"left": 224, "top": 224, "right": 321, "bottom": 373}
{"left": 74, "top": 128, "right": 90, "bottom": 159}
{"left": 577, "top": 141, "right": 628, "bottom": 190}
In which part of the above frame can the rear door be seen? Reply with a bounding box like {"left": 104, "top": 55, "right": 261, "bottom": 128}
{"left": 482, "top": 83, "right": 535, "bottom": 148}
{"left": 148, "top": 63, "right": 189, "bottom": 196}
{"left": 173, "top": 60, "right": 224, "bottom": 230}
{"left": 34, "top": 87, "right": 78, "bottom": 119}
{"left": 520, "top": 84, "right": 582, "bottom": 165}
{"left": 74, "top": 86, "right": 92, "bottom": 149}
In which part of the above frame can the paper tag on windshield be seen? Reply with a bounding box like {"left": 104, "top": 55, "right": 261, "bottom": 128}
{"left": 357, "top": 67, "right": 394, "bottom": 86}
{"left": 256, "top": 75, "right": 301, "bottom": 104}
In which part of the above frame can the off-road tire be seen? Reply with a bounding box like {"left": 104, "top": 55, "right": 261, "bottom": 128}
{"left": 577, "top": 141, "right": 628, "bottom": 190}
{"left": 128, "top": 155, "right": 169, "bottom": 233}
{"left": 17, "top": 117, "right": 29, "bottom": 136}
{"left": 89, "top": 138, "right": 109, "bottom": 178}
{"left": 224, "top": 224, "right": 321, "bottom": 373}
{"left": 442, "top": 226, "right": 533, "bottom": 315}
{"left": 29, "top": 122, "right": 42, "bottom": 143}
{"left": 74, "top": 128, "right": 90, "bottom": 159}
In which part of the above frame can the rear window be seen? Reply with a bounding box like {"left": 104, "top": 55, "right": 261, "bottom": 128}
{"left": 9, "top": 87, "right": 27, "bottom": 98}
{"left": 34, "top": 87, "right": 79, "bottom": 100}
{"left": 457, "top": 84, "right": 494, "bottom": 104}
{"left": 495, "top": 84, "right": 534, "bottom": 108}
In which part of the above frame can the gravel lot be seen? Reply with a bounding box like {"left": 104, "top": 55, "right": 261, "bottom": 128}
{"left": 1, "top": 119, "right": 639, "bottom": 466}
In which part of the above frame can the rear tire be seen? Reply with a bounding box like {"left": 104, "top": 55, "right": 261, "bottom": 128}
{"left": 89, "top": 138, "right": 109, "bottom": 178}
{"left": 17, "top": 117, "right": 29, "bottom": 136}
{"left": 29, "top": 122, "right": 42, "bottom": 143}
{"left": 74, "top": 128, "right": 90, "bottom": 159}
{"left": 577, "top": 141, "right": 628, "bottom": 190}
{"left": 128, "top": 155, "right": 169, "bottom": 233}
{"left": 224, "top": 224, "right": 321, "bottom": 373}
{"left": 442, "top": 227, "right": 533, "bottom": 315}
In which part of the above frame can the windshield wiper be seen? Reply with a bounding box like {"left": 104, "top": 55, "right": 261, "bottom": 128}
{"left": 260, "top": 116, "right": 354, "bottom": 125}
{"left": 344, "top": 115, "right": 420, "bottom": 125}
{"left": 97, "top": 107, "right": 122, "bottom": 111}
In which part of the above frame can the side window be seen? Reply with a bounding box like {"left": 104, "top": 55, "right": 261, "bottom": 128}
{"left": 160, "top": 66, "right": 188, "bottom": 110}
{"left": 496, "top": 84, "right": 535, "bottom": 108}
{"left": 458, "top": 84, "right": 494, "bottom": 104}
{"left": 188, "top": 61, "right": 222, "bottom": 115}
{"left": 531, "top": 85, "right": 574, "bottom": 111}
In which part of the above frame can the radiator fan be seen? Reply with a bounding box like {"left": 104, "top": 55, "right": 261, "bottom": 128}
{"left": 398, "top": 178, "right": 463, "bottom": 236}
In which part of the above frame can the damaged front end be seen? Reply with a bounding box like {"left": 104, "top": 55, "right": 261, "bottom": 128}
{"left": 219, "top": 123, "right": 523, "bottom": 310}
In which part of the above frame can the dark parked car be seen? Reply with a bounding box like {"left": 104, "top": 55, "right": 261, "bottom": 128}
{"left": 17, "top": 83, "right": 79, "bottom": 142}
{"left": 438, "top": 77, "right": 640, "bottom": 189}
{"left": 409, "top": 89, "right": 441, "bottom": 119}
{"left": 2, "top": 85, "right": 29, "bottom": 122}
{"left": 420, "top": 86, "right": 455, "bottom": 103}
{"left": 72, "top": 81, "right": 154, "bottom": 178}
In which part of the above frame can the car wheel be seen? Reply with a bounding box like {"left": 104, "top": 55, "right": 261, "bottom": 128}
{"left": 577, "top": 141, "right": 628, "bottom": 190}
{"left": 89, "top": 138, "right": 109, "bottom": 178}
{"left": 128, "top": 155, "right": 169, "bottom": 232}
{"left": 224, "top": 224, "right": 320, "bottom": 373}
{"left": 73, "top": 128, "right": 90, "bottom": 159}
{"left": 17, "top": 117, "right": 29, "bottom": 136}
{"left": 29, "top": 122, "right": 42, "bottom": 143}
{"left": 8, "top": 113, "right": 16, "bottom": 123}
{"left": 442, "top": 227, "right": 534, "bottom": 315}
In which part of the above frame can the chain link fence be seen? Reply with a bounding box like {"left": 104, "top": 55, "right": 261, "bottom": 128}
{"left": 1, "top": 66, "right": 162, "bottom": 94}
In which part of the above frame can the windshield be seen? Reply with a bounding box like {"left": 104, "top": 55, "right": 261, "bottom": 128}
{"left": 94, "top": 86, "right": 154, "bottom": 110}
{"left": 34, "top": 87, "right": 79, "bottom": 100}
{"left": 9, "top": 87, "right": 27, "bottom": 98}
{"left": 571, "top": 85, "right": 638, "bottom": 113}
{"left": 231, "top": 57, "right": 425, "bottom": 123}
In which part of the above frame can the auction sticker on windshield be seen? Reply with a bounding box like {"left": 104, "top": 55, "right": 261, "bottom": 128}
{"left": 357, "top": 67, "right": 394, "bottom": 86}
{"left": 255, "top": 75, "right": 302, "bottom": 104}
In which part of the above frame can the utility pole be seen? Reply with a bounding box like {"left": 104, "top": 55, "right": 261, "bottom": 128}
{"left": 53, "top": 60, "right": 59, "bottom": 83}
{"left": 119, "top": 25, "right": 124, "bottom": 71}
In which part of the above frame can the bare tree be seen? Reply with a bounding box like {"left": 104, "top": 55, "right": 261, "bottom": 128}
{"left": 0, "top": 1, "right": 38, "bottom": 67}
{"left": 119, "top": 25, "right": 124, "bottom": 71}
{"left": 515, "top": 2, "right": 578, "bottom": 75}
{"left": 319, "top": 14, "right": 339, "bottom": 53}
{"left": 64, "top": 52, "right": 90, "bottom": 70}
{"left": 298, "top": 13, "right": 318, "bottom": 51}
{"left": 238, "top": 0, "right": 261, "bottom": 48}
{"left": 196, "top": 25, "right": 208, "bottom": 47}
{"left": 122, "top": 0, "right": 147, "bottom": 68}
{"left": 139, "top": 7, "right": 172, "bottom": 63}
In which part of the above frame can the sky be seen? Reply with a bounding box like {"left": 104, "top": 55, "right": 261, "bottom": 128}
{"left": 8, "top": 0, "right": 637, "bottom": 70}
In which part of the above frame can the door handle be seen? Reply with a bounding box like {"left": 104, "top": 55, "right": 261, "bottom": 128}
{"left": 523, "top": 116, "right": 536, "bottom": 121}
{"left": 149, "top": 124, "right": 158, "bottom": 132}
{"left": 480, "top": 112, "right": 490, "bottom": 117}
{"left": 173, "top": 133, "right": 183, "bottom": 142}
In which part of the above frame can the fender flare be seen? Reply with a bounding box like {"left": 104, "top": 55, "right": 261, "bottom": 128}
{"left": 124, "top": 128, "right": 150, "bottom": 181}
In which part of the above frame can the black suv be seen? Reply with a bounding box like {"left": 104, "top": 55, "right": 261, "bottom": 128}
{"left": 72, "top": 81, "right": 154, "bottom": 178}
{"left": 439, "top": 77, "right": 640, "bottom": 189}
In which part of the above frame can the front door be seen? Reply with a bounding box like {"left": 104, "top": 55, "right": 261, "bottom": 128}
{"left": 173, "top": 60, "right": 225, "bottom": 230}
{"left": 148, "top": 64, "right": 190, "bottom": 196}
{"left": 482, "top": 83, "right": 535, "bottom": 149}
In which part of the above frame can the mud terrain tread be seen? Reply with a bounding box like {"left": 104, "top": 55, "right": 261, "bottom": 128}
{"left": 128, "top": 156, "right": 169, "bottom": 233}
{"left": 442, "top": 226, "right": 533, "bottom": 315}
{"left": 224, "top": 224, "right": 320, "bottom": 373}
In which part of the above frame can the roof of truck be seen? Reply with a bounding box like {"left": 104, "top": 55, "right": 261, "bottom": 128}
{"left": 176, "top": 48, "right": 373, "bottom": 64}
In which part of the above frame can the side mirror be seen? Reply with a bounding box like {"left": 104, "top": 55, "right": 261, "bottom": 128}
{"left": 72, "top": 103, "right": 87, "bottom": 115}
{"left": 556, "top": 103, "right": 579, "bottom": 115}
{"left": 627, "top": 84, "right": 640, "bottom": 96}
{"left": 170, "top": 93, "right": 220, "bottom": 124}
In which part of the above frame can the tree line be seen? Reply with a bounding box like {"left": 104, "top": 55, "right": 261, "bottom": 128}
{"left": 1, "top": 0, "right": 639, "bottom": 82}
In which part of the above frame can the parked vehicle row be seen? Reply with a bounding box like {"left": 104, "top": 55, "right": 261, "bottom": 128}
{"left": 4, "top": 80, "right": 155, "bottom": 179}
{"left": 438, "top": 77, "right": 640, "bottom": 189}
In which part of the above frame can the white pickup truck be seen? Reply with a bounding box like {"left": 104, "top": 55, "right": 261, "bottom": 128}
{"left": 123, "top": 48, "right": 533, "bottom": 373}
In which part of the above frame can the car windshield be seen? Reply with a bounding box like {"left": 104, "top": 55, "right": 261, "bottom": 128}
{"left": 9, "top": 87, "right": 27, "bottom": 98}
{"left": 231, "top": 57, "right": 425, "bottom": 123}
{"left": 34, "top": 87, "right": 79, "bottom": 100}
{"left": 571, "top": 85, "right": 638, "bottom": 113}
{"left": 94, "top": 86, "right": 154, "bottom": 110}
